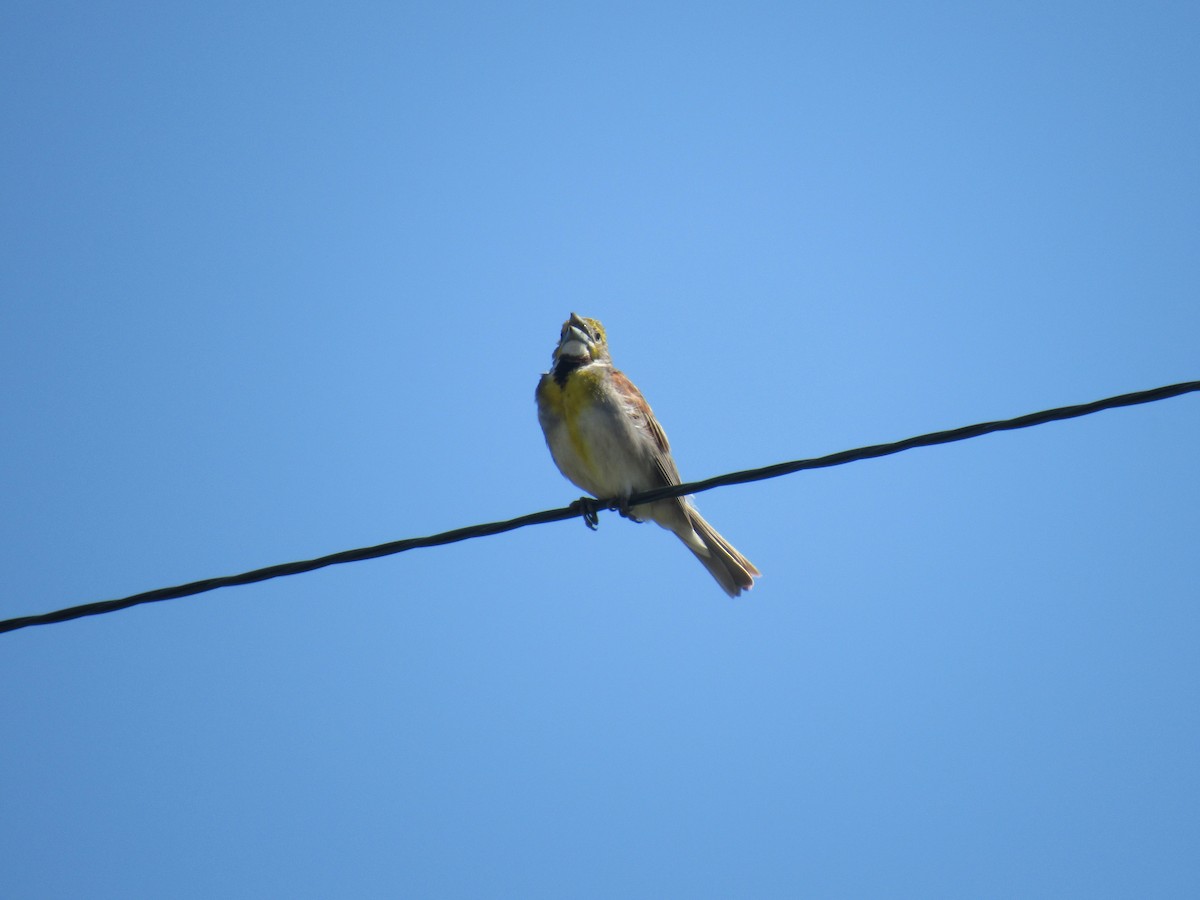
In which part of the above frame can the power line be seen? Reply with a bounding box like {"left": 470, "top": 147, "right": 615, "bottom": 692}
{"left": 2, "top": 379, "right": 1197, "bottom": 635}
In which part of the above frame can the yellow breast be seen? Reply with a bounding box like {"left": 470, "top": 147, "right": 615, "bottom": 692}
{"left": 537, "top": 366, "right": 609, "bottom": 483}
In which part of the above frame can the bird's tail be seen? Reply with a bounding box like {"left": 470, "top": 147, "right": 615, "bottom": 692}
{"left": 683, "top": 510, "right": 760, "bottom": 598}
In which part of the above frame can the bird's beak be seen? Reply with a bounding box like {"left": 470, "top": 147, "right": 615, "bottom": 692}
{"left": 557, "top": 312, "right": 592, "bottom": 359}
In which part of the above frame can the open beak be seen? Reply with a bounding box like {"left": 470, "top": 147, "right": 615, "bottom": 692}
{"left": 557, "top": 312, "right": 592, "bottom": 360}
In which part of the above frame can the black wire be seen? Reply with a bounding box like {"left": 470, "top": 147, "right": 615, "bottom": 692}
{"left": 631, "top": 379, "right": 1200, "bottom": 505}
{"left": 2, "top": 379, "right": 1197, "bottom": 634}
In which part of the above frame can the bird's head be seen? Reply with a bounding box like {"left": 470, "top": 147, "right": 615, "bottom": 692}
{"left": 553, "top": 312, "right": 609, "bottom": 365}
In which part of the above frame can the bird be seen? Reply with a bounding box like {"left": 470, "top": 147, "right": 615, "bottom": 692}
{"left": 535, "top": 312, "right": 760, "bottom": 597}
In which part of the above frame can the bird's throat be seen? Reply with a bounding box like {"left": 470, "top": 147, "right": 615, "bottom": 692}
{"left": 552, "top": 355, "right": 585, "bottom": 387}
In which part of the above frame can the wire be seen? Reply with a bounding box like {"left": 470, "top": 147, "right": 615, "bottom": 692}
{"left": 2, "top": 379, "right": 1197, "bottom": 634}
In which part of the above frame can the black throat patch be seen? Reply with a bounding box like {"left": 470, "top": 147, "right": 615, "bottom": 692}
{"left": 552, "top": 355, "right": 585, "bottom": 387}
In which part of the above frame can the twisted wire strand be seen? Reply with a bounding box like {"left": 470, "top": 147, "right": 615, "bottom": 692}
{"left": 2, "top": 379, "right": 1196, "bottom": 635}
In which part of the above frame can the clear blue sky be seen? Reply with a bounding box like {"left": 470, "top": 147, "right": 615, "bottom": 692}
{"left": 2, "top": 3, "right": 1198, "bottom": 897}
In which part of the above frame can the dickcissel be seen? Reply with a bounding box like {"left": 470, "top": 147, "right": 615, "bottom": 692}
{"left": 536, "top": 313, "right": 760, "bottom": 597}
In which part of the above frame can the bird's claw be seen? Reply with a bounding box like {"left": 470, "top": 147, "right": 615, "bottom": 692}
{"left": 571, "top": 497, "right": 603, "bottom": 530}
{"left": 616, "top": 496, "right": 643, "bottom": 523}
{"left": 570, "top": 496, "right": 643, "bottom": 530}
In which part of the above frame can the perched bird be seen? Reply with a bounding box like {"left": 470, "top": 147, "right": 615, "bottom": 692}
{"left": 535, "top": 313, "right": 759, "bottom": 597}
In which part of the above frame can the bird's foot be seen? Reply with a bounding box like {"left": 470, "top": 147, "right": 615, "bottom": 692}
{"left": 615, "top": 496, "right": 643, "bottom": 523}
{"left": 571, "top": 497, "right": 604, "bottom": 530}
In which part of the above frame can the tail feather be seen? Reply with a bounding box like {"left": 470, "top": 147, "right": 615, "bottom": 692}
{"left": 683, "top": 511, "right": 760, "bottom": 598}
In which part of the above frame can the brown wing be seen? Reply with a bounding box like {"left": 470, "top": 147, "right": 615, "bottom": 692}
{"left": 612, "top": 368, "right": 683, "bottom": 488}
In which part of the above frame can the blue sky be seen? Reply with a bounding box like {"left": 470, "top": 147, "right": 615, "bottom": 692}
{"left": 2, "top": 2, "right": 1198, "bottom": 897}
